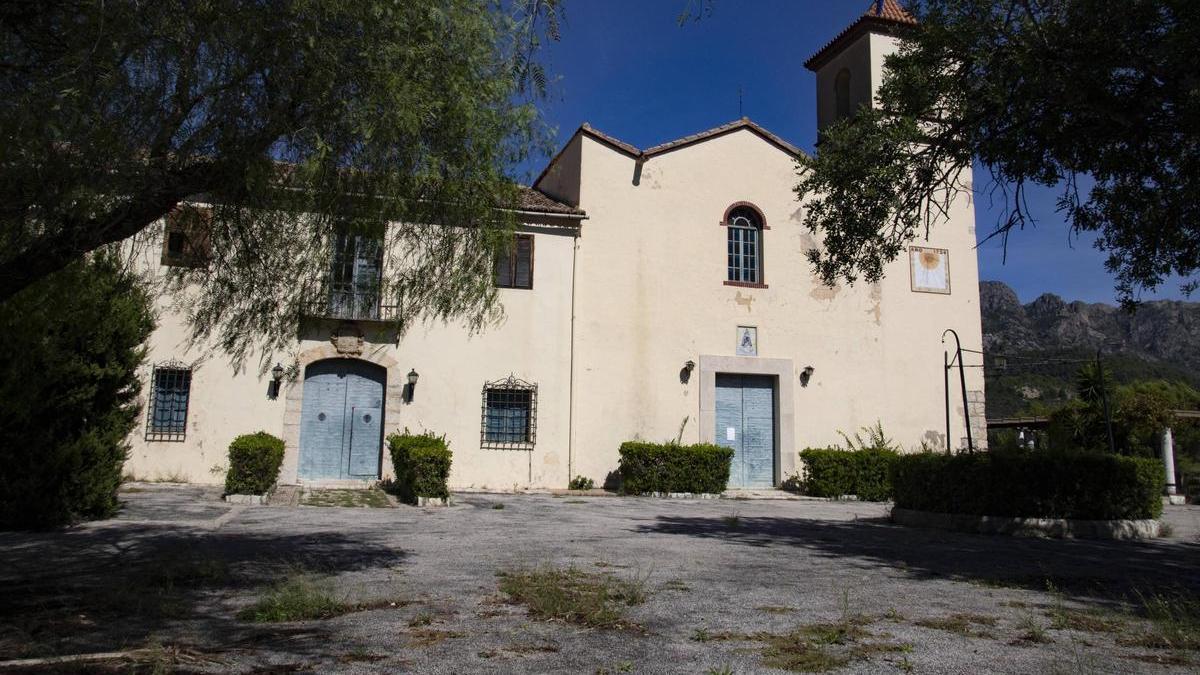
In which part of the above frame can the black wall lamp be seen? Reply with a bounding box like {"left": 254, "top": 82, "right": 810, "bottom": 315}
{"left": 405, "top": 368, "right": 419, "bottom": 403}
{"left": 800, "top": 365, "right": 815, "bottom": 387}
{"left": 680, "top": 359, "right": 696, "bottom": 384}
{"left": 269, "top": 362, "right": 285, "bottom": 399}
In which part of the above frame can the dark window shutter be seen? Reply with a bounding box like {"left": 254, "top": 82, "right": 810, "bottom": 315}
{"left": 514, "top": 235, "right": 533, "bottom": 288}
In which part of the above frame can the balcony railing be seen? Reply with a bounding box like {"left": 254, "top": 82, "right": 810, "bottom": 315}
{"left": 305, "top": 289, "right": 399, "bottom": 322}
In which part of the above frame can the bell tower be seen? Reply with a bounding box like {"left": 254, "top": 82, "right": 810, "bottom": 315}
{"left": 804, "top": 0, "right": 917, "bottom": 134}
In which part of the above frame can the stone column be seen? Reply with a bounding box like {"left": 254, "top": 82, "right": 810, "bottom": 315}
{"left": 1162, "top": 427, "right": 1178, "bottom": 496}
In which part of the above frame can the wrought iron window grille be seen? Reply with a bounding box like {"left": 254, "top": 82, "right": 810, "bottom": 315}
{"left": 481, "top": 375, "right": 537, "bottom": 449}
{"left": 146, "top": 360, "right": 192, "bottom": 442}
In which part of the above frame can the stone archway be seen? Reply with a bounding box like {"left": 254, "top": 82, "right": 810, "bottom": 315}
{"left": 279, "top": 341, "right": 404, "bottom": 485}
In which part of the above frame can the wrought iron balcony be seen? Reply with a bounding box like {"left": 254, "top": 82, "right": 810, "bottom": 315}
{"left": 305, "top": 288, "right": 398, "bottom": 323}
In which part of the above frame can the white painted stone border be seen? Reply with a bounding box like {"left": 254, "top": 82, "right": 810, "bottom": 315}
{"left": 223, "top": 494, "right": 266, "bottom": 505}
{"left": 891, "top": 507, "right": 1162, "bottom": 540}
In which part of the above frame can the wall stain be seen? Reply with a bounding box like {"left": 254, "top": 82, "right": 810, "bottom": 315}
{"left": 866, "top": 283, "right": 882, "bottom": 325}
{"left": 734, "top": 292, "right": 755, "bottom": 312}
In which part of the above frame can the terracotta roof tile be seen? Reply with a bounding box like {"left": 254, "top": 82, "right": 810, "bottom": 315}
{"left": 804, "top": 0, "right": 917, "bottom": 71}
{"left": 516, "top": 186, "right": 585, "bottom": 216}
{"left": 642, "top": 117, "right": 802, "bottom": 158}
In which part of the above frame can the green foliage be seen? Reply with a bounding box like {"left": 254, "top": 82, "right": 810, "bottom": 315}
{"left": 224, "top": 432, "right": 285, "bottom": 495}
{"left": 568, "top": 475, "right": 595, "bottom": 490}
{"left": 617, "top": 442, "right": 734, "bottom": 495}
{"left": 388, "top": 430, "right": 452, "bottom": 504}
{"left": 0, "top": 255, "right": 154, "bottom": 529}
{"left": 799, "top": 447, "right": 899, "bottom": 502}
{"left": 797, "top": 0, "right": 1200, "bottom": 303}
{"left": 1047, "top": 367, "right": 1183, "bottom": 457}
{"left": 891, "top": 450, "right": 1164, "bottom": 520}
{"left": 237, "top": 574, "right": 348, "bottom": 623}
{"left": 1, "top": 0, "right": 564, "bottom": 365}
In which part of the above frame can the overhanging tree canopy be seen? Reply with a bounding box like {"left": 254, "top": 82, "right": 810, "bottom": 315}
{"left": 0, "top": 0, "right": 560, "bottom": 363}
{"left": 796, "top": 0, "right": 1199, "bottom": 304}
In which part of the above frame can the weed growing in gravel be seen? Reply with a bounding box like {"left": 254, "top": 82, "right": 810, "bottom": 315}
{"left": 492, "top": 503, "right": 505, "bottom": 510}
{"left": 238, "top": 575, "right": 348, "bottom": 622}
{"left": 238, "top": 574, "right": 406, "bottom": 622}
{"left": 722, "top": 511, "right": 741, "bottom": 530}
{"left": 697, "top": 613, "right": 907, "bottom": 673}
{"left": 758, "top": 605, "right": 797, "bottom": 614}
{"left": 408, "top": 613, "right": 434, "bottom": 627}
{"left": 1121, "top": 590, "right": 1200, "bottom": 651}
{"left": 498, "top": 565, "right": 648, "bottom": 629}
{"left": 1013, "top": 612, "right": 1053, "bottom": 645}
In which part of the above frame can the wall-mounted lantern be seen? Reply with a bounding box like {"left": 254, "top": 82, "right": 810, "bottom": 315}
{"left": 269, "top": 362, "right": 285, "bottom": 399}
{"left": 405, "top": 368, "right": 420, "bottom": 403}
{"left": 800, "top": 365, "right": 815, "bottom": 388}
{"left": 680, "top": 359, "right": 696, "bottom": 384}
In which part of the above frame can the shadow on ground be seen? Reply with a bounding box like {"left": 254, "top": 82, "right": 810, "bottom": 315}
{"left": 635, "top": 515, "right": 1200, "bottom": 603}
{"left": 0, "top": 525, "right": 406, "bottom": 661}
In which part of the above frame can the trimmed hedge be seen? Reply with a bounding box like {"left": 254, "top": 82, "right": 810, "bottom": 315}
{"left": 798, "top": 447, "right": 898, "bottom": 501}
{"left": 388, "top": 431, "right": 452, "bottom": 504}
{"left": 225, "top": 432, "right": 285, "bottom": 495}
{"left": 618, "top": 442, "right": 734, "bottom": 494}
{"left": 891, "top": 450, "right": 1164, "bottom": 520}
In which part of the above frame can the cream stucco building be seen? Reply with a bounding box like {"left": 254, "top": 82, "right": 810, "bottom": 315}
{"left": 124, "top": 2, "right": 987, "bottom": 489}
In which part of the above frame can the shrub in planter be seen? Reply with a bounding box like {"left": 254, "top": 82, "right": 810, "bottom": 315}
{"left": 618, "top": 442, "right": 734, "bottom": 494}
{"left": 225, "top": 432, "right": 285, "bottom": 495}
{"left": 799, "top": 447, "right": 898, "bottom": 501}
{"left": 388, "top": 430, "right": 452, "bottom": 504}
{"left": 891, "top": 449, "right": 1163, "bottom": 520}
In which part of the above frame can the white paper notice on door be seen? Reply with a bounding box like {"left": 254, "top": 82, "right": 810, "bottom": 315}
{"left": 726, "top": 427, "right": 736, "bottom": 441}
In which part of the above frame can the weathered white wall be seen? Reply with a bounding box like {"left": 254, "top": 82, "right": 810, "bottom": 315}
{"left": 125, "top": 232, "right": 288, "bottom": 483}
{"left": 565, "top": 125, "right": 984, "bottom": 486}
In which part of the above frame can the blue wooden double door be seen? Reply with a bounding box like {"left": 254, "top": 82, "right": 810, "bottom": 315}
{"left": 299, "top": 359, "right": 385, "bottom": 480}
{"left": 715, "top": 374, "right": 776, "bottom": 488}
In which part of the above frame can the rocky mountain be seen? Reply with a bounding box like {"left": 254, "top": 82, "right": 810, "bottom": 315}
{"left": 980, "top": 281, "right": 1200, "bottom": 416}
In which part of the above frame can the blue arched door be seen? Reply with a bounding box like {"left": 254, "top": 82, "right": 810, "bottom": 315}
{"left": 298, "top": 359, "right": 385, "bottom": 480}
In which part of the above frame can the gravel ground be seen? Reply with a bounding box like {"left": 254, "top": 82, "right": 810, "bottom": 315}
{"left": 1, "top": 484, "right": 1198, "bottom": 674}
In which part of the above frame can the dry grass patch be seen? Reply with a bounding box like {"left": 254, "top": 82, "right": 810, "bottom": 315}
{"left": 405, "top": 628, "right": 465, "bottom": 648}
{"left": 914, "top": 613, "right": 998, "bottom": 638}
{"left": 497, "top": 565, "right": 648, "bottom": 629}
{"left": 692, "top": 615, "right": 909, "bottom": 673}
{"left": 758, "top": 606, "right": 797, "bottom": 614}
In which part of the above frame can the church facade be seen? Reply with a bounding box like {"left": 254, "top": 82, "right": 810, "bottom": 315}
{"left": 124, "top": 2, "right": 987, "bottom": 489}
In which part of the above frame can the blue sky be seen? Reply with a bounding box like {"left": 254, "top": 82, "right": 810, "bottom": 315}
{"left": 523, "top": 0, "right": 1189, "bottom": 305}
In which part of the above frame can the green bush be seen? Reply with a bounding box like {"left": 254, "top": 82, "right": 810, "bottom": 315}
{"left": 224, "top": 432, "right": 285, "bottom": 495}
{"left": 891, "top": 450, "right": 1164, "bottom": 520}
{"left": 388, "top": 430, "right": 452, "bottom": 504}
{"left": 0, "top": 255, "right": 155, "bottom": 529}
{"left": 799, "top": 447, "right": 899, "bottom": 501}
{"left": 617, "top": 442, "right": 734, "bottom": 495}
{"left": 568, "top": 475, "right": 595, "bottom": 490}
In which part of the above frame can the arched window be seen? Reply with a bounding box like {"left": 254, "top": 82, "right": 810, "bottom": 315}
{"left": 835, "top": 68, "right": 852, "bottom": 120}
{"left": 725, "top": 204, "right": 764, "bottom": 284}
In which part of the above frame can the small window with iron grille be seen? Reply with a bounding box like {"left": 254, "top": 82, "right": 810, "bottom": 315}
{"left": 146, "top": 361, "right": 192, "bottom": 441}
{"left": 495, "top": 234, "right": 534, "bottom": 289}
{"left": 481, "top": 375, "right": 537, "bottom": 448}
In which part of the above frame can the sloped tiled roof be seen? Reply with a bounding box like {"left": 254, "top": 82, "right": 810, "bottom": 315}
{"left": 517, "top": 186, "right": 586, "bottom": 216}
{"left": 642, "top": 118, "right": 803, "bottom": 158}
{"left": 804, "top": 0, "right": 918, "bottom": 71}
{"left": 533, "top": 118, "right": 804, "bottom": 191}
